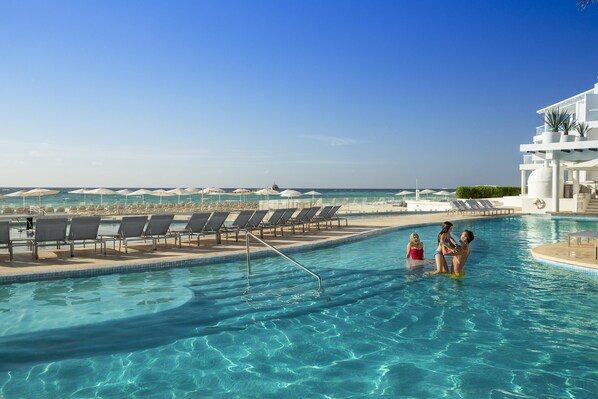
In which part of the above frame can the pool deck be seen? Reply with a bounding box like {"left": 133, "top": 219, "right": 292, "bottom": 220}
{"left": 0, "top": 212, "right": 516, "bottom": 283}
{"left": 532, "top": 241, "right": 598, "bottom": 271}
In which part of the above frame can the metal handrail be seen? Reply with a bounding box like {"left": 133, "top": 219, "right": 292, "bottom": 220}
{"left": 245, "top": 231, "right": 323, "bottom": 291}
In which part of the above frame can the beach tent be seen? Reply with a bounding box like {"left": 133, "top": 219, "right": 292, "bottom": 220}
{"left": 87, "top": 188, "right": 117, "bottom": 206}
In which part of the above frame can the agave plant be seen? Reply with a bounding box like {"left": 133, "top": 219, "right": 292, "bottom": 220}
{"left": 544, "top": 108, "right": 569, "bottom": 132}
{"left": 561, "top": 117, "right": 577, "bottom": 135}
{"left": 576, "top": 121, "right": 591, "bottom": 137}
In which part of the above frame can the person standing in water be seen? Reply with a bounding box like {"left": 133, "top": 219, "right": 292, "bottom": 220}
{"left": 405, "top": 232, "right": 425, "bottom": 260}
{"left": 451, "top": 230, "right": 474, "bottom": 275}
{"left": 425, "top": 221, "right": 458, "bottom": 275}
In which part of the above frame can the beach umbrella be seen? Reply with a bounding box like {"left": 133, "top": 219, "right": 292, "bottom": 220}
{"left": 116, "top": 189, "right": 133, "bottom": 206}
{"left": 167, "top": 188, "right": 192, "bottom": 204}
{"left": 280, "top": 189, "right": 302, "bottom": 207}
{"left": 68, "top": 188, "right": 89, "bottom": 205}
{"left": 434, "top": 190, "right": 451, "bottom": 201}
{"left": 87, "top": 188, "right": 117, "bottom": 206}
{"left": 419, "top": 189, "right": 436, "bottom": 199}
{"left": 5, "top": 190, "right": 28, "bottom": 207}
{"left": 19, "top": 188, "right": 60, "bottom": 207}
{"left": 395, "top": 190, "right": 414, "bottom": 201}
{"left": 151, "top": 189, "right": 176, "bottom": 204}
{"left": 200, "top": 187, "right": 225, "bottom": 203}
{"left": 255, "top": 187, "right": 279, "bottom": 209}
{"left": 304, "top": 190, "right": 322, "bottom": 205}
{"left": 232, "top": 188, "right": 252, "bottom": 202}
{"left": 129, "top": 188, "right": 154, "bottom": 204}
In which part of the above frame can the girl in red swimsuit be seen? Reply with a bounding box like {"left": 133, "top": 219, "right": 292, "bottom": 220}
{"left": 405, "top": 233, "right": 425, "bottom": 260}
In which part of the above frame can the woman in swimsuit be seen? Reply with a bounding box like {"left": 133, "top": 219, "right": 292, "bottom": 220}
{"left": 426, "top": 221, "right": 458, "bottom": 275}
{"left": 405, "top": 232, "right": 424, "bottom": 260}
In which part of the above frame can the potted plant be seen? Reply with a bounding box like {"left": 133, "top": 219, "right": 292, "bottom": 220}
{"left": 575, "top": 121, "right": 591, "bottom": 141}
{"left": 560, "top": 117, "right": 577, "bottom": 142}
{"left": 542, "top": 108, "right": 568, "bottom": 143}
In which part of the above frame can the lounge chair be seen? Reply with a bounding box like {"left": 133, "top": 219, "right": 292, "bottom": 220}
{"left": 100, "top": 216, "right": 148, "bottom": 254}
{"left": 68, "top": 216, "right": 103, "bottom": 256}
{"left": 142, "top": 214, "right": 175, "bottom": 250}
{"left": 255, "top": 209, "right": 287, "bottom": 238}
{"left": 201, "top": 212, "right": 230, "bottom": 244}
{"left": 451, "top": 200, "right": 474, "bottom": 214}
{"left": 246, "top": 210, "right": 268, "bottom": 229}
{"left": 31, "top": 218, "right": 70, "bottom": 259}
{"left": 0, "top": 221, "right": 14, "bottom": 260}
{"left": 222, "top": 210, "right": 254, "bottom": 242}
{"left": 284, "top": 207, "right": 312, "bottom": 234}
{"left": 465, "top": 200, "right": 490, "bottom": 215}
{"left": 325, "top": 205, "right": 347, "bottom": 228}
{"left": 275, "top": 208, "right": 297, "bottom": 236}
{"left": 479, "top": 199, "right": 514, "bottom": 215}
{"left": 310, "top": 205, "right": 334, "bottom": 229}
{"left": 172, "top": 213, "right": 211, "bottom": 247}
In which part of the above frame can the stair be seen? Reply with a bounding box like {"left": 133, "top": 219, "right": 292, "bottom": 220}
{"left": 584, "top": 198, "right": 598, "bottom": 214}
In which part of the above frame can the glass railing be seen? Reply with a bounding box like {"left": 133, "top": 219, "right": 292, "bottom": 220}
{"left": 536, "top": 125, "right": 545, "bottom": 135}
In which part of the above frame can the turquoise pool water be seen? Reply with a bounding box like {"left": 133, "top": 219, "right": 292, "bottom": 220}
{"left": 0, "top": 216, "right": 597, "bottom": 398}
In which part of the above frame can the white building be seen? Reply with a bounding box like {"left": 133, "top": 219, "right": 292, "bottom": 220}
{"left": 518, "top": 81, "right": 598, "bottom": 213}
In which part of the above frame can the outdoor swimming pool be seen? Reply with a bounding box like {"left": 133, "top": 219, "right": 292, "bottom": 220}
{"left": 0, "top": 215, "right": 596, "bottom": 398}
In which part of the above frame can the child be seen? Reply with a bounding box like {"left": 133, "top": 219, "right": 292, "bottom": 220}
{"left": 405, "top": 232, "right": 425, "bottom": 260}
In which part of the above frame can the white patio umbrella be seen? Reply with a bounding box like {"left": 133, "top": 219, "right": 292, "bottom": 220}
{"left": 419, "top": 189, "right": 436, "bottom": 199}
{"left": 129, "top": 188, "right": 154, "bottom": 204}
{"left": 433, "top": 190, "right": 451, "bottom": 200}
{"left": 395, "top": 190, "right": 414, "bottom": 201}
{"left": 116, "top": 189, "right": 133, "bottom": 207}
{"left": 6, "top": 190, "right": 28, "bottom": 207}
{"left": 152, "top": 189, "right": 176, "bottom": 204}
{"left": 16, "top": 188, "right": 60, "bottom": 207}
{"left": 87, "top": 188, "right": 117, "bottom": 206}
{"left": 280, "top": 189, "right": 302, "bottom": 207}
{"left": 200, "top": 187, "right": 225, "bottom": 203}
{"left": 167, "top": 188, "right": 192, "bottom": 204}
{"left": 255, "top": 187, "right": 279, "bottom": 209}
{"left": 232, "top": 188, "right": 252, "bottom": 202}
{"left": 304, "top": 190, "right": 322, "bottom": 205}
{"left": 68, "top": 188, "right": 89, "bottom": 205}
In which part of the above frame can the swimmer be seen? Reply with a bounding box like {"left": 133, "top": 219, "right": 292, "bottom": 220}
{"left": 451, "top": 230, "right": 474, "bottom": 276}
{"left": 425, "top": 221, "right": 458, "bottom": 276}
{"left": 405, "top": 232, "right": 424, "bottom": 261}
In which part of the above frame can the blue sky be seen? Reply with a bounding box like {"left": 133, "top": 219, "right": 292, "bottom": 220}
{"left": 1, "top": 0, "right": 597, "bottom": 188}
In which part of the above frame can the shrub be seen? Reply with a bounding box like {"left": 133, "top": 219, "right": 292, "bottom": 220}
{"left": 455, "top": 186, "right": 520, "bottom": 199}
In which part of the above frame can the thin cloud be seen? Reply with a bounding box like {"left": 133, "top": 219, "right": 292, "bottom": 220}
{"left": 299, "top": 134, "right": 364, "bottom": 146}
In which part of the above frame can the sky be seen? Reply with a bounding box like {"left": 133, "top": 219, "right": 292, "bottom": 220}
{"left": 1, "top": 0, "right": 597, "bottom": 189}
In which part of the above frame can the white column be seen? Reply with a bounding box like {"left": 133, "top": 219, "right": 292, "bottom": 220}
{"left": 552, "top": 161, "right": 560, "bottom": 212}
{"left": 520, "top": 170, "right": 527, "bottom": 195}
{"left": 573, "top": 170, "right": 580, "bottom": 196}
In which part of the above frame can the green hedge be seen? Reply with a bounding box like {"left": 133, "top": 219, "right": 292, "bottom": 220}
{"left": 455, "top": 186, "right": 520, "bottom": 199}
